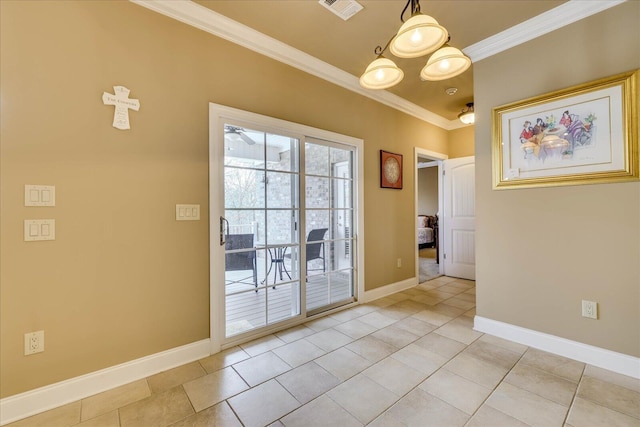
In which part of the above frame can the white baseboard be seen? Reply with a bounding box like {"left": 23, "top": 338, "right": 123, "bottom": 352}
{"left": 0, "top": 339, "right": 211, "bottom": 426}
{"left": 474, "top": 316, "right": 640, "bottom": 379}
{"left": 362, "top": 277, "right": 418, "bottom": 303}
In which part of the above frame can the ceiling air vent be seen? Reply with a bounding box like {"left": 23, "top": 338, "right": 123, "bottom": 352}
{"left": 319, "top": 0, "right": 363, "bottom": 21}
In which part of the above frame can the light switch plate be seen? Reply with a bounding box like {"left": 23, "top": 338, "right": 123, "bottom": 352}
{"left": 24, "top": 219, "right": 56, "bottom": 241}
{"left": 25, "top": 185, "right": 55, "bottom": 206}
{"left": 176, "top": 204, "right": 200, "bottom": 221}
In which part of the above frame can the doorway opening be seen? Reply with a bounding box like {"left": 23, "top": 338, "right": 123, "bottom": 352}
{"left": 414, "top": 148, "right": 447, "bottom": 283}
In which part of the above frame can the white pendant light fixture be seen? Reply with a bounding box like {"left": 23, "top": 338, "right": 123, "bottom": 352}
{"left": 421, "top": 45, "right": 471, "bottom": 81}
{"left": 359, "top": 55, "right": 404, "bottom": 90}
{"left": 390, "top": 12, "right": 448, "bottom": 58}
{"left": 458, "top": 102, "right": 475, "bottom": 125}
{"left": 359, "top": 0, "right": 471, "bottom": 91}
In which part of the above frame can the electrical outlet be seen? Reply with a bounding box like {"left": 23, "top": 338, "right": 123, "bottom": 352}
{"left": 581, "top": 300, "right": 598, "bottom": 319}
{"left": 397, "top": 258, "right": 402, "bottom": 268}
{"left": 24, "top": 331, "right": 44, "bottom": 355}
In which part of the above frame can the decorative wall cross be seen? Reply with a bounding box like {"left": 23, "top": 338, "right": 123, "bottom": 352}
{"left": 102, "top": 86, "right": 140, "bottom": 130}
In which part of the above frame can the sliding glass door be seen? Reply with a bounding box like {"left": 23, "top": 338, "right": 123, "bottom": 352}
{"left": 210, "top": 104, "right": 361, "bottom": 348}
{"left": 222, "top": 125, "right": 301, "bottom": 338}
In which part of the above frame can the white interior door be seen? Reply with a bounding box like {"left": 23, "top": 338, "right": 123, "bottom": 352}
{"left": 442, "top": 156, "right": 476, "bottom": 280}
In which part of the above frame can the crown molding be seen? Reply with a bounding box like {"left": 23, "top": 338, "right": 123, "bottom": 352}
{"left": 463, "top": 0, "right": 626, "bottom": 62}
{"left": 130, "top": 0, "right": 624, "bottom": 130}
{"left": 130, "top": 0, "right": 459, "bottom": 130}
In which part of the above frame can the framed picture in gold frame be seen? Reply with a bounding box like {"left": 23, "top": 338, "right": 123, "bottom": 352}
{"left": 492, "top": 70, "right": 638, "bottom": 189}
{"left": 380, "top": 150, "right": 403, "bottom": 189}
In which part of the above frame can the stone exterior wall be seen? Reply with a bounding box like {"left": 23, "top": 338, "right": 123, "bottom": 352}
{"left": 225, "top": 141, "right": 353, "bottom": 273}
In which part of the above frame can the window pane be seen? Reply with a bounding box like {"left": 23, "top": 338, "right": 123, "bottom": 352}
{"left": 306, "top": 176, "right": 330, "bottom": 208}
{"left": 225, "top": 209, "right": 264, "bottom": 241}
{"left": 225, "top": 248, "right": 257, "bottom": 290}
{"left": 267, "top": 172, "right": 298, "bottom": 209}
{"left": 268, "top": 282, "right": 300, "bottom": 324}
{"left": 226, "top": 288, "right": 266, "bottom": 337}
{"left": 225, "top": 168, "right": 265, "bottom": 209}
{"left": 330, "top": 209, "right": 352, "bottom": 241}
{"left": 306, "top": 274, "right": 328, "bottom": 311}
{"left": 224, "top": 124, "right": 265, "bottom": 168}
{"left": 305, "top": 143, "right": 329, "bottom": 176}
{"left": 330, "top": 148, "right": 352, "bottom": 178}
{"left": 278, "top": 245, "right": 300, "bottom": 284}
{"left": 266, "top": 210, "right": 298, "bottom": 246}
{"left": 263, "top": 245, "right": 301, "bottom": 286}
{"left": 330, "top": 270, "right": 353, "bottom": 304}
{"left": 267, "top": 134, "right": 299, "bottom": 173}
{"left": 306, "top": 210, "right": 330, "bottom": 241}
{"left": 328, "top": 238, "right": 353, "bottom": 272}
{"left": 331, "top": 178, "right": 352, "bottom": 210}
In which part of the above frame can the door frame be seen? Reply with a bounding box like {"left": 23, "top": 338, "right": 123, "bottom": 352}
{"left": 414, "top": 147, "right": 448, "bottom": 281}
{"left": 209, "top": 103, "right": 365, "bottom": 354}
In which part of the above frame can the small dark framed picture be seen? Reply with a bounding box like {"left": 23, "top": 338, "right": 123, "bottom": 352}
{"left": 380, "top": 150, "right": 403, "bottom": 189}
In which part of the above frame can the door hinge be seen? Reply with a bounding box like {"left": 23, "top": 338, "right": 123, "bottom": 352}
{"left": 442, "top": 170, "right": 446, "bottom": 176}
{"left": 443, "top": 253, "right": 446, "bottom": 259}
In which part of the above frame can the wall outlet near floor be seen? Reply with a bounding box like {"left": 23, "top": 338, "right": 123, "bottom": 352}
{"left": 397, "top": 258, "right": 402, "bottom": 268}
{"left": 24, "top": 330, "right": 45, "bottom": 355}
{"left": 581, "top": 300, "right": 598, "bottom": 319}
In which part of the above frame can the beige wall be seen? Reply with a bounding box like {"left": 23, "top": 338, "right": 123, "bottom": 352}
{"left": 418, "top": 167, "right": 439, "bottom": 216}
{"left": 448, "top": 125, "right": 475, "bottom": 158}
{"left": 474, "top": 2, "right": 640, "bottom": 357}
{"left": 0, "top": 1, "right": 450, "bottom": 397}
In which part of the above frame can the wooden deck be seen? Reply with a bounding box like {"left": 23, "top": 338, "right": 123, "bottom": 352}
{"left": 224, "top": 268, "right": 352, "bottom": 337}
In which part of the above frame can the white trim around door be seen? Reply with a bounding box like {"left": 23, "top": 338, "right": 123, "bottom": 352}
{"left": 414, "top": 147, "right": 447, "bottom": 282}
{"left": 209, "top": 103, "right": 365, "bottom": 354}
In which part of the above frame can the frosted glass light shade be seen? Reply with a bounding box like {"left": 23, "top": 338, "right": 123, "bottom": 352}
{"left": 390, "top": 14, "right": 448, "bottom": 58}
{"left": 420, "top": 46, "right": 471, "bottom": 81}
{"left": 458, "top": 102, "right": 475, "bottom": 124}
{"left": 458, "top": 111, "right": 475, "bottom": 125}
{"left": 359, "top": 57, "right": 404, "bottom": 90}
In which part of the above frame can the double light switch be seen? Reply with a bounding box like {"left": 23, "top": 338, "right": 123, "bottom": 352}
{"left": 24, "top": 219, "right": 56, "bottom": 241}
{"left": 25, "top": 185, "right": 55, "bottom": 206}
{"left": 24, "top": 185, "right": 56, "bottom": 241}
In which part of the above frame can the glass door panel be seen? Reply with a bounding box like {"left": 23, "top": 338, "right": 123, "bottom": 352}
{"left": 224, "top": 124, "right": 300, "bottom": 338}
{"left": 304, "top": 141, "right": 355, "bottom": 313}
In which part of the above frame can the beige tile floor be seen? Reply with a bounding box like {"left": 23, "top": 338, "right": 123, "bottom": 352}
{"left": 8, "top": 276, "right": 640, "bottom": 427}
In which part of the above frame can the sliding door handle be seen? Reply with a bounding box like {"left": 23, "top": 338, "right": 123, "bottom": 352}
{"left": 220, "top": 216, "right": 229, "bottom": 246}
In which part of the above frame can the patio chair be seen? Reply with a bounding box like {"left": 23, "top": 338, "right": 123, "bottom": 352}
{"left": 284, "top": 228, "right": 329, "bottom": 280}
{"left": 305, "top": 228, "right": 328, "bottom": 273}
{"left": 285, "top": 228, "right": 328, "bottom": 275}
{"left": 225, "top": 234, "right": 257, "bottom": 289}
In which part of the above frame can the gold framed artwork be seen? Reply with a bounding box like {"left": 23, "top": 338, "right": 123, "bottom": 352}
{"left": 380, "top": 150, "right": 403, "bottom": 189}
{"left": 492, "top": 70, "right": 638, "bottom": 189}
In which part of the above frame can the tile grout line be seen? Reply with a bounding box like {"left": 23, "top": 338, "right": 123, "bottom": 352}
{"left": 178, "top": 280, "right": 467, "bottom": 425}
{"left": 561, "top": 363, "right": 586, "bottom": 427}
{"left": 571, "top": 375, "right": 640, "bottom": 421}
{"left": 323, "top": 300, "right": 480, "bottom": 425}
{"left": 67, "top": 279, "right": 467, "bottom": 426}
{"left": 19, "top": 278, "right": 639, "bottom": 427}
{"left": 461, "top": 345, "right": 530, "bottom": 426}
{"left": 268, "top": 286, "right": 476, "bottom": 425}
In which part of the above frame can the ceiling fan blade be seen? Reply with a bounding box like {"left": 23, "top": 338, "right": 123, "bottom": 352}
{"left": 224, "top": 125, "right": 257, "bottom": 145}
{"left": 239, "top": 133, "right": 256, "bottom": 145}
